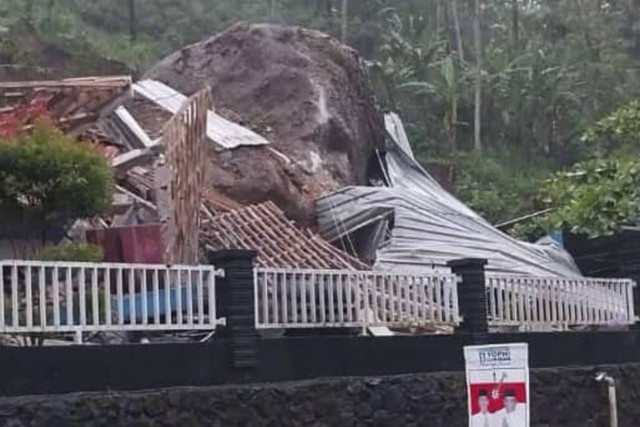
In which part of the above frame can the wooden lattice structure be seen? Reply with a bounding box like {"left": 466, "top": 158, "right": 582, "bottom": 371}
{"left": 200, "top": 201, "right": 369, "bottom": 270}
{"left": 155, "top": 88, "right": 211, "bottom": 264}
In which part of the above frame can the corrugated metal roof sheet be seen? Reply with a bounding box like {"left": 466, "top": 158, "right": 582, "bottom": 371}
{"left": 132, "top": 79, "right": 270, "bottom": 150}
{"left": 201, "top": 201, "right": 368, "bottom": 270}
{"left": 316, "top": 114, "right": 581, "bottom": 277}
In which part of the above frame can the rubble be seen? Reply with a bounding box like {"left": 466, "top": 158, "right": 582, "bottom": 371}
{"left": 144, "top": 22, "right": 386, "bottom": 223}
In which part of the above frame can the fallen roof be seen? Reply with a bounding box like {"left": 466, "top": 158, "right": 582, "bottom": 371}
{"left": 133, "top": 79, "right": 270, "bottom": 150}
{"left": 316, "top": 114, "right": 581, "bottom": 277}
{"left": 0, "top": 76, "right": 131, "bottom": 134}
{"left": 201, "top": 201, "right": 368, "bottom": 270}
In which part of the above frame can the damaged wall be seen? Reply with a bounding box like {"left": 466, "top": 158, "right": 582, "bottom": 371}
{"left": 144, "top": 22, "right": 386, "bottom": 223}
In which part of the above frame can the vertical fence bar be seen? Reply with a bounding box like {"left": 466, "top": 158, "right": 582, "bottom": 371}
{"left": 79, "top": 267, "right": 86, "bottom": 327}
{"left": 338, "top": 274, "right": 345, "bottom": 324}
{"left": 517, "top": 278, "right": 525, "bottom": 326}
{"left": 25, "top": 266, "right": 33, "bottom": 328}
{"left": 175, "top": 269, "right": 182, "bottom": 325}
{"left": 319, "top": 273, "right": 326, "bottom": 324}
{"left": 141, "top": 269, "right": 148, "bottom": 325}
{"left": 164, "top": 269, "right": 171, "bottom": 325}
{"left": 410, "top": 276, "right": 417, "bottom": 323}
{"left": 186, "top": 269, "right": 194, "bottom": 326}
{"left": 550, "top": 279, "right": 557, "bottom": 324}
{"left": 261, "top": 271, "right": 268, "bottom": 326}
{"left": 377, "top": 274, "right": 384, "bottom": 323}
{"left": 92, "top": 267, "right": 99, "bottom": 327}
{"left": 346, "top": 273, "right": 353, "bottom": 323}
{"left": 584, "top": 280, "right": 591, "bottom": 325}
{"left": 310, "top": 272, "right": 317, "bottom": 323}
{"left": 280, "top": 272, "right": 288, "bottom": 326}
{"left": 197, "top": 269, "right": 204, "bottom": 326}
{"left": 497, "top": 277, "right": 504, "bottom": 324}
{"left": 153, "top": 269, "right": 160, "bottom": 325}
{"left": 128, "top": 268, "right": 136, "bottom": 326}
{"left": 117, "top": 268, "right": 124, "bottom": 326}
{"left": 11, "top": 264, "right": 18, "bottom": 328}
{"left": 65, "top": 267, "right": 73, "bottom": 327}
{"left": 301, "top": 272, "right": 308, "bottom": 324}
{"left": 570, "top": 280, "right": 577, "bottom": 325}
{"left": 272, "top": 272, "right": 279, "bottom": 325}
{"left": 150, "top": 269, "right": 158, "bottom": 325}
{"left": 37, "top": 266, "right": 45, "bottom": 328}
{"left": 357, "top": 274, "right": 364, "bottom": 325}
{"left": 328, "top": 273, "right": 335, "bottom": 324}
{"left": 508, "top": 278, "right": 516, "bottom": 324}
{"left": 292, "top": 272, "right": 298, "bottom": 325}
{"left": 52, "top": 266, "right": 60, "bottom": 327}
{"left": 105, "top": 268, "right": 112, "bottom": 326}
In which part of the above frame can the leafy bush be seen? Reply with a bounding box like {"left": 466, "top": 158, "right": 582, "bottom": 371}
{"left": 454, "top": 150, "right": 552, "bottom": 225}
{"left": 0, "top": 122, "right": 114, "bottom": 224}
{"left": 40, "top": 242, "right": 103, "bottom": 262}
{"left": 582, "top": 100, "right": 640, "bottom": 156}
{"left": 534, "top": 156, "right": 640, "bottom": 237}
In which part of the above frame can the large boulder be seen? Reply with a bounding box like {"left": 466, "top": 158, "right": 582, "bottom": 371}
{"left": 144, "top": 22, "right": 385, "bottom": 224}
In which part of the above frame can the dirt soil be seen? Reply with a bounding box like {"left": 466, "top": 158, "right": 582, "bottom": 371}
{"left": 144, "top": 22, "right": 385, "bottom": 224}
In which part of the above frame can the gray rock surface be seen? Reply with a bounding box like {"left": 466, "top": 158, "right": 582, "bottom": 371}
{"left": 144, "top": 22, "right": 385, "bottom": 224}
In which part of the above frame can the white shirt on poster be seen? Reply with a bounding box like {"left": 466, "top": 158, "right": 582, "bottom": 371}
{"left": 471, "top": 412, "right": 498, "bottom": 427}
{"left": 494, "top": 404, "right": 526, "bottom": 427}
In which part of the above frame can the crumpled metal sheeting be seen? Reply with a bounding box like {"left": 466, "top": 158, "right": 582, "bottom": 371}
{"left": 317, "top": 139, "right": 581, "bottom": 277}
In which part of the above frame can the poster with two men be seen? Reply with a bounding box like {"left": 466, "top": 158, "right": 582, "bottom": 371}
{"left": 465, "top": 343, "right": 529, "bottom": 427}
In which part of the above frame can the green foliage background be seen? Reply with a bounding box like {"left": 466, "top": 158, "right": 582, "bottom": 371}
{"left": 3, "top": 0, "right": 640, "bottom": 238}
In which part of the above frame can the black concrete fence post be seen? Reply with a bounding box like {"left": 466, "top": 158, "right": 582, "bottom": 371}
{"left": 633, "top": 281, "right": 640, "bottom": 329}
{"left": 208, "top": 249, "right": 258, "bottom": 369}
{"left": 447, "top": 258, "right": 488, "bottom": 343}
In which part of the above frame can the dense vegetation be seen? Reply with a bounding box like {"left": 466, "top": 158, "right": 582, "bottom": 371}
{"left": 3, "top": 0, "right": 640, "bottom": 238}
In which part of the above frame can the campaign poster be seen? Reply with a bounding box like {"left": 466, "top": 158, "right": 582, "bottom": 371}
{"left": 464, "top": 343, "right": 529, "bottom": 427}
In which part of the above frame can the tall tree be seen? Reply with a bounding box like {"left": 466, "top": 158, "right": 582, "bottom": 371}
{"left": 448, "top": 0, "right": 464, "bottom": 155}
{"left": 451, "top": 0, "right": 465, "bottom": 63}
{"left": 473, "top": 0, "right": 482, "bottom": 150}
{"left": 128, "top": 0, "right": 136, "bottom": 41}
{"left": 511, "top": 0, "right": 519, "bottom": 51}
{"left": 269, "top": 0, "right": 276, "bottom": 22}
{"left": 341, "top": 0, "right": 348, "bottom": 43}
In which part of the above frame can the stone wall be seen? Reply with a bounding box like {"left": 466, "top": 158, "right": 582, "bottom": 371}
{"left": 0, "top": 363, "right": 637, "bottom": 426}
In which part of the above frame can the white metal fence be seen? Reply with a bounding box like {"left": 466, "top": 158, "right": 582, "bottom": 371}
{"left": 1, "top": 259, "right": 636, "bottom": 337}
{"left": 486, "top": 274, "right": 636, "bottom": 330}
{"left": 0, "top": 260, "right": 224, "bottom": 335}
{"left": 254, "top": 268, "right": 460, "bottom": 329}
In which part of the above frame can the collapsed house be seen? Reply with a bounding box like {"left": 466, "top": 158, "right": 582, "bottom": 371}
{"left": 0, "top": 23, "right": 582, "bottom": 278}
{"left": 0, "top": 23, "right": 608, "bottom": 346}
{"left": 0, "top": 76, "right": 132, "bottom": 259}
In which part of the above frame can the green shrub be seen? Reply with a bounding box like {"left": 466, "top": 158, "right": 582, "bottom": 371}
{"left": 40, "top": 242, "right": 103, "bottom": 263}
{"left": 0, "top": 122, "right": 114, "bottom": 224}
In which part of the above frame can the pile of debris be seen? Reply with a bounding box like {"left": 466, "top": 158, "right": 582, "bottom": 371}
{"left": 144, "top": 22, "right": 386, "bottom": 224}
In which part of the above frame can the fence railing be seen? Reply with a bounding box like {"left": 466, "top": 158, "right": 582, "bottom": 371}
{"left": 486, "top": 274, "right": 636, "bottom": 330}
{"left": 1, "top": 259, "right": 637, "bottom": 338}
{"left": 0, "top": 260, "right": 224, "bottom": 335}
{"left": 254, "top": 268, "right": 460, "bottom": 329}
